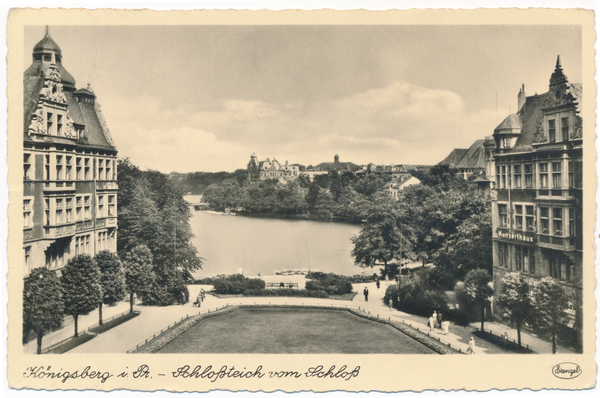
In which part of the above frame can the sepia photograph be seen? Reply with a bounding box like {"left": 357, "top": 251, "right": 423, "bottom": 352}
{"left": 5, "top": 6, "right": 597, "bottom": 394}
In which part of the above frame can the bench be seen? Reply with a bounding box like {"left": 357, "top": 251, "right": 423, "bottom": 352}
{"left": 266, "top": 282, "right": 299, "bottom": 289}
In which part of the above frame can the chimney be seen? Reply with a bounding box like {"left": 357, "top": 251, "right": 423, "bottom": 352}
{"left": 518, "top": 84, "right": 526, "bottom": 112}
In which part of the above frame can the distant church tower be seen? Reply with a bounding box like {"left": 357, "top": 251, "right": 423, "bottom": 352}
{"left": 334, "top": 154, "right": 340, "bottom": 166}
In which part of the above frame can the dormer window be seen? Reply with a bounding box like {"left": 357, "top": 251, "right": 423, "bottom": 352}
{"left": 43, "top": 54, "right": 51, "bottom": 62}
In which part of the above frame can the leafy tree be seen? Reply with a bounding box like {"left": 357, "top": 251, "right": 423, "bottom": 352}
{"left": 531, "top": 277, "right": 569, "bottom": 354}
{"left": 23, "top": 268, "right": 64, "bottom": 354}
{"left": 497, "top": 272, "right": 532, "bottom": 348}
{"left": 384, "top": 274, "right": 448, "bottom": 317}
{"left": 459, "top": 269, "right": 493, "bottom": 332}
{"left": 351, "top": 194, "right": 412, "bottom": 276}
{"left": 121, "top": 245, "right": 155, "bottom": 313}
{"left": 95, "top": 250, "right": 127, "bottom": 325}
{"left": 433, "top": 212, "right": 493, "bottom": 282}
{"left": 61, "top": 254, "right": 102, "bottom": 337}
{"left": 117, "top": 159, "right": 204, "bottom": 305}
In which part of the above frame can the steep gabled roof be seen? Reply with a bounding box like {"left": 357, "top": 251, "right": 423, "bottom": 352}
{"left": 439, "top": 148, "right": 468, "bottom": 168}
{"left": 455, "top": 139, "right": 486, "bottom": 169}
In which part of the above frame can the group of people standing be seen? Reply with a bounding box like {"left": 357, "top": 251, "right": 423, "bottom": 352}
{"left": 193, "top": 288, "right": 205, "bottom": 307}
{"left": 429, "top": 310, "right": 450, "bottom": 336}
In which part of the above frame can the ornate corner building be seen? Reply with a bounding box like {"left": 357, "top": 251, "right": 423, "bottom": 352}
{"left": 23, "top": 29, "right": 118, "bottom": 276}
{"left": 491, "top": 56, "right": 583, "bottom": 344}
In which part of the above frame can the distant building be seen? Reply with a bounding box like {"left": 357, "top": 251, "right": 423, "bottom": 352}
{"left": 386, "top": 176, "right": 421, "bottom": 200}
{"left": 440, "top": 138, "right": 488, "bottom": 179}
{"left": 313, "top": 154, "right": 360, "bottom": 172}
{"left": 247, "top": 153, "right": 299, "bottom": 181}
{"left": 23, "top": 28, "right": 118, "bottom": 275}
{"left": 356, "top": 164, "right": 413, "bottom": 180}
{"left": 490, "top": 56, "right": 583, "bottom": 345}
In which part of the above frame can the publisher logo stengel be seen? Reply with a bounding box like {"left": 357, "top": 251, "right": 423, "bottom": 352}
{"left": 552, "top": 363, "right": 582, "bottom": 379}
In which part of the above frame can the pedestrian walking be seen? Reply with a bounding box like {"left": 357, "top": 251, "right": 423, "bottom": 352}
{"left": 363, "top": 287, "right": 369, "bottom": 302}
{"left": 467, "top": 337, "right": 476, "bottom": 354}
{"left": 503, "top": 332, "right": 509, "bottom": 348}
{"left": 437, "top": 311, "right": 443, "bottom": 328}
{"left": 376, "top": 280, "right": 380, "bottom": 289}
{"left": 429, "top": 316, "right": 435, "bottom": 332}
{"left": 442, "top": 320, "right": 450, "bottom": 335}
{"left": 388, "top": 298, "right": 393, "bottom": 311}
{"left": 432, "top": 311, "right": 438, "bottom": 328}
{"left": 385, "top": 275, "right": 389, "bottom": 284}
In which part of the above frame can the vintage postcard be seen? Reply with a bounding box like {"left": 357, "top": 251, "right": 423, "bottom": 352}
{"left": 6, "top": 7, "right": 597, "bottom": 393}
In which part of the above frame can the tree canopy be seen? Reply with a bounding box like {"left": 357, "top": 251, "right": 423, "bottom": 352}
{"left": 96, "top": 250, "right": 127, "bottom": 325}
{"left": 122, "top": 244, "right": 155, "bottom": 312}
{"left": 497, "top": 272, "right": 532, "bottom": 348}
{"left": 23, "top": 267, "right": 64, "bottom": 354}
{"left": 531, "top": 277, "right": 569, "bottom": 354}
{"left": 61, "top": 254, "right": 102, "bottom": 337}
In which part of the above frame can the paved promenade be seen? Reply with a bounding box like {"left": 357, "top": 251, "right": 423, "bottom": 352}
{"left": 24, "top": 280, "right": 575, "bottom": 355}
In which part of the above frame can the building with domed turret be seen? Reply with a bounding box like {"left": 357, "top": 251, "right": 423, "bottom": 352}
{"left": 23, "top": 28, "right": 118, "bottom": 275}
{"left": 490, "top": 56, "right": 583, "bottom": 348}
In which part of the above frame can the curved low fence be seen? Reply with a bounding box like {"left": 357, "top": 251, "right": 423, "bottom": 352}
{"left": 128, "top": 304, "right": 461, "bottom": 355}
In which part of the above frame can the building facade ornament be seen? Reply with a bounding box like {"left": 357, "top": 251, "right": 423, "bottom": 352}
{"left": 571, "top": 115, "right": 583, "bottom": 140}
{"left": 27, "top": 103, "right": 46, "bottom": 135}
{"left": 532, "top": 119, "right": 547, "bottom": 143}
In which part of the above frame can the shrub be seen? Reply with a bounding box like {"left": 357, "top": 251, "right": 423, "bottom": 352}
{"left": 383, "top": 274, "right": 449, "bottom": 318}
{"left": 213, "top": 274, "right": 266, "bottom": 294}
{"left": 243, "top": 289, "right": 328, "bottom": 298}
{"left": 305, "top": 272, "right": 354, "bottom": 295}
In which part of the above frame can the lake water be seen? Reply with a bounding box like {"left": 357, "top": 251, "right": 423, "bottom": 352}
{"left": 189, "top": 210, "right": 364, "bottom": 278}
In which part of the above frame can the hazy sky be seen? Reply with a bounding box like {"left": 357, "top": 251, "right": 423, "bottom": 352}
{"left": 24, "top": 25, "right": 582, "bottom": 173}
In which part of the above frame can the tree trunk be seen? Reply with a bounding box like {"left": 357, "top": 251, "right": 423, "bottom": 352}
{"left": 74, "top": 315, "right": 79, "bottom": 338}
{"left": 130, "top": 293, "right": 134, "bottom": 314}
{"left": 99, "top": 303, "right": 103, "bottom": 326}
{"left": 516, "top": 318, "right": 522, "bottom": 348}
{"left": 36, "top": 329, "right": 43, "bottom": 355}
{"left": 552, "top": 330, "right": 556, "bottom": 354}
{"left": 480, "top": 304, "right": 485, "bottom": 332}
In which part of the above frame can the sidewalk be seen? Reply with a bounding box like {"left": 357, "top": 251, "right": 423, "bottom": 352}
{"left": 26, "top": 282, "right": 575, "bottom": 355}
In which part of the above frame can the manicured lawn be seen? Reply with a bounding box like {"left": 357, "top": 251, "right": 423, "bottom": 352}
{"left": 156, "top": 307, "right": 436, "bottom": 354}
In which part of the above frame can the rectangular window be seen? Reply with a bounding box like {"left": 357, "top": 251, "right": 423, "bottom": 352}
{"left": 76, "top": 157, "right": 82, "bottom": 180}
{"left": 523, "top": 247, "right": 530, "bottom": 273}
{"left": 65, "top": 156, "right": 72, "bottom": 180}
{"left": 498, "top": 242, "right": 509, "bottom": 268}
{"left": 98, "top": 195, "right": 104, "bottom": 218}
{"left": 57, "top": 114, "right": 63, "bottom": 136}
{"left": 540, "top": 207, "right": 549, "bottom": 234}
{"left": 47, "top": 112, "right": 53, "bottom": 135}
{"left": 45, "top": 155, "right": 50, "bottom": 182}
{"left": 55, "top": 198, "right": 63, "bottom": 225}
{"left": 539, "top": 163, "right": 548, "bottom": 189}
{"left": 515, "top": 205, "right": 523, "bottom": 230}
{"left": 24, "top": 247, "right": 31, "bottom": 269}
{"left": 108, "top": 195, "right": 115, "bottom": 217}
{"left": 98, "top": 159, "right": 105, "bottom": 180}
{"left": 84, "top": 158, "right": 90, "bottom": 180}
{"left": 85, "top": 235, "right": 90, "bottom": 253}
{"left": 56, "top": 155, "right": 63, "bottom": 180}
{"left": 496, "top": 166, "right": 501, "bottom": 188}
{"left": 525, "top": 205, "right": 535, "bottom": 231}
{"left": 501, "top": 166, "right": 506, "bottom": 189}
{"left": 75, "top": 236, "right": 80, "bottom": 255}
{"left": 514, "top": 165, "right": 522, "bottom": 188}
{"left": 561, "top": 117, "right": 569, "bottom": 141}
{"left": 515, "top": 246, "right": 522, "bottom": 270}
{"left": 553, "top": 207, "right": 563, "bottom": 236}
{"left": 548, "top": 119, "right": 556, "bottom": 142}
{"left": 45, "top": 198, "right": 50, "bottom": 226}
{"left": 24, "top": 153, "right": 32, "bottom": 180}
{"left": 66, "top": 198, "right": 72, "bottom": 223}
{"left": 568, "top": 162, "right": 573, "bottom": 188}
{"left": 569, "top": 208, "right": 575, "bottom": 237}
{"left": 76, "top": 196, "right": 82, "bottom": 221}
{"left": 552, "top": 162, "right": 561, "bottom": 189}
{"left": 498, "top": 204, "right": 508, "bottom": 228}
{"left": 84, "top": 195, "right": 91, "bottom": 220}
{"left": 524, "top": 164, "right": 533, "bottom": 188}
{"left": 106, "top": 160, "right": 112, "bottom": 180}
{"left": 23, "top": 199, "right": 32, "bottom": 228}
